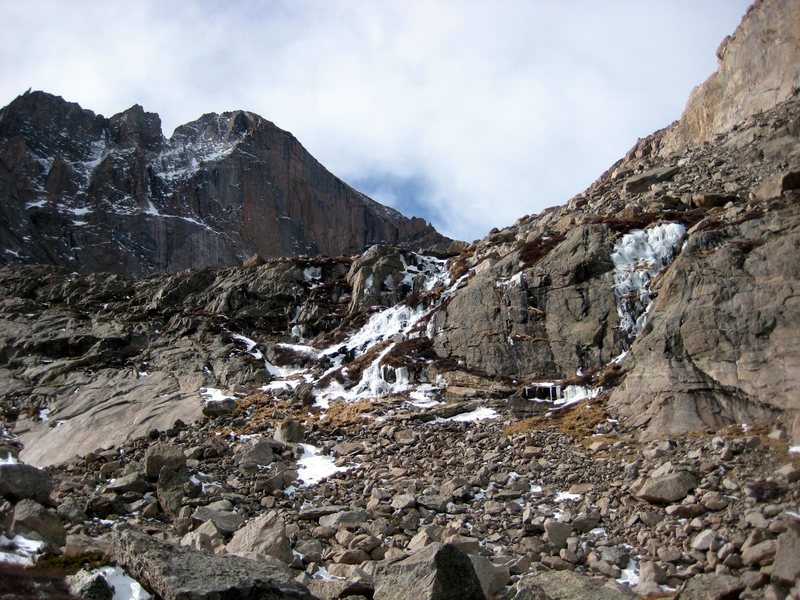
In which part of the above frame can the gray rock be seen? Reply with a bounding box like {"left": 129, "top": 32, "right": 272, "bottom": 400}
{"left": 103, "top": 472, "right": 149, "bottom": 494}
{"left": 674, "top": 573, "right": 745, "bottom": 599}
{"left": 373, "top": 542, "right": 485, "bottom": 600}
{"left": 544, "top": 520, "right": 571, "bottom": 549}
{"left": 156, "top": 466, "right": 188, "bottom": 517}
{"left": 144, "top": 443, "right": 186, "bottom": 479}
{"left": 510, "top": 570, "right": 635, "bottom": 599}
{"left": 11, "top": 498, "right": 66, "bottom": 549}
{"left": 623, "top": 166, "right": 681, "bottom": 194}
{"left": 67, "top": 568, "right": 114, "bottom": 600}
{"left": 112, "top": 529, "right": 312, "bottom": 599}
{"left": 469, "top": 554, "right": 510, "bottom": 599}
{"left": 274, "top": 420, "right": 305, "bottom": 444}
{"left": 319, "top": 509, "right": 370, "bottom": 529}
{"left": 58, "top": 496, "right": 89, "bottom": 524}
{"left": 202, "top": 398, "right": 236, "bottom": 417}
{"left": 637, "top": 471, "right": 699, "bottom": 504}
{"left": 192, "top": 505, "right": 245, "bottom": 534}
{"left": 237, "top": 438, "right": 276, "bottom": 471}
{"left": 772, "top": 526, "right": 800, "bottom": 585}
{"left": 226, "top": 511, "right": 293, "bottom": 564}
{"left": 0, "top": 463, "right": 54, "bottom": 505}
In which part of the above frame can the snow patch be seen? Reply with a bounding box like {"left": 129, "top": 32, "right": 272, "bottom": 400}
{"left": 296, "top": 444, "right": 350, "bottom": 486}
{"left": 92, "top": 566, "right": 152, "bottom": 600}
{"left": 199, "top": 387, "right": 234, "bottom": 404}
{"left": 0, "top": 534, "right": 44, "bottom": 565}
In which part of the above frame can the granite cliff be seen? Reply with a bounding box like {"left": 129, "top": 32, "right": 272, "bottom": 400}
{"left": 1, "top": 0, "right": 799, "bottom": 598}
{"left": 0, "top": 92, "right": 449, "bottom": 276}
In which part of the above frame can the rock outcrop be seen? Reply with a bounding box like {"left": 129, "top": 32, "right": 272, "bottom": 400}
{"left": 0, "top": 92, "right": 449, "bottom": 276}
{"left": 662, "top": 0, "right": 800, "bottom": 152}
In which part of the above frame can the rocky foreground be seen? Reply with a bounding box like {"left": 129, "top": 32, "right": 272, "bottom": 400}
{"left": 1, "top": 396, "right": 799, "bottom": 599}
{"left": 1, "top": 0, "right": 800, "bottom": 598}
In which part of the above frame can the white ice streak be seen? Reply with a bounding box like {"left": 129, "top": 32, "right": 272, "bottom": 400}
{"left": 296, "top": 444, "right": 350, "bottom": 486}
{"left": 431, "top": 407, "right": 499, "bottom": 424}
{"left": 199, "top": 387, "right": 234, "bottom": 404}
{"left": 229, "top": 332, "right": 263, "bottom": 360}
{"left": 92, "top": 566, "right": 152, "bottom": 600}
{"left": 612, "top": 223, "right": 686, "bottom": 338}
{"left": 0, "top": 533, "right": 44, "bottom": 565}
{"left": 553, "top": 385, "right": 601, "bottom": 408}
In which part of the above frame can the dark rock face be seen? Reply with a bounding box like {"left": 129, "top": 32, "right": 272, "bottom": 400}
{"left": 112, "top": 529, "right": 312, "bottom": 599}
{"left": 373, "top": 543, "right": 486, "bottom": 600}
{"left": 0, "top": 91, "right": 449, "bottom": 276}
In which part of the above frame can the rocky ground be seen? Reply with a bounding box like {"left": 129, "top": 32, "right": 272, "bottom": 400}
{"left": 1, "top": 391, "right": 799, "bottom": 599}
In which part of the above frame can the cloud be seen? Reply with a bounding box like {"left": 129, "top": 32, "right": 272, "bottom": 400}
{"left": 0, "top": 0, "right": 752, "bottom": 241}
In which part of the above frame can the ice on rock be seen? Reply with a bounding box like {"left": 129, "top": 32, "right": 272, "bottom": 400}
{"left": 612, "top": 223, "right": 686, "bottom": 338}
{"left": 296, "top": 444, "right": 350, "bottom": 486}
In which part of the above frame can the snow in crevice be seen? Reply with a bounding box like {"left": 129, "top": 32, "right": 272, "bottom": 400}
{"left": 612, "top": 223, "right": 687, "bottom": 339}
{"left": 295, "top": 443, "right": 350, "bottom": 486}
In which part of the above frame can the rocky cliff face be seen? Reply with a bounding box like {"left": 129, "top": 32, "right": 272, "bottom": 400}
{"left": 1, "top": 1, "right": 800, "bottom": 598}
{"left": 0, "top": 92, "right": 449, "bottom": 276}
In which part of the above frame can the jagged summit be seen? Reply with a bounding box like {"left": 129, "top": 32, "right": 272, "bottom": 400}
{"left": 0, "top": 90, "right": 451, "bottom": 276}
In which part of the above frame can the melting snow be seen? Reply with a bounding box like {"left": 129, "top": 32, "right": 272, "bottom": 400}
{"left": 616, "top": 557, "right": 640, "bottom": 587}
{"left": 91, "top": 566, "right": 152, "bottom": 600}
{"left": 554, "top": 491, "right": 582, "bottom": 502}
{"left": 553, "top": 385, "right": 601, "bottom": 408}
{"left": 437, "top": 407, "right": 499, "bottom": 423}
{"left": 296, "top": 444, "right": 350, "bottom": 486}
{"left": 789, "top": 446, "right": 800, "bottom": 454}
{"left": 199, "top": 387, "right": 234, "bottom": 404}
{"left": 612, "top": 223, "right": 686, "bottom": 338}
{"left": 0, "top": 454, "right": 19, "bottom": 465}
{"left": 0, "top": 534, "right": 44, "bottom": 565}
{"left": 230, "top": 332, "right": 263, "bottom": 360}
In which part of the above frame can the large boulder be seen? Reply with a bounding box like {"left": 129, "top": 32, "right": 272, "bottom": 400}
{"left": 0, "top": 463, "right": 54, "bottom": 505}
{"left": 225, "top": 511, "right": 293, "bottom": 564}
{"left": 112, "top": 529, "right": 312, "bottom": 600}
{"left": 508, "top": 570, "right": 634, "bottom": 599}
{"left": 144, "top": 443, "right": 186, "bottom": 479}
{"left": 11, "top": 499, "right": 66, "bottom": 550}
{"left": 373, "top": 543, "right": 485, "bottom": 600}
{"left": 637, "top": 471, "right": 699, "bottom": 505}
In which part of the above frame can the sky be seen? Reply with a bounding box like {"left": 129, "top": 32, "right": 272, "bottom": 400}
{"left": 0, "top": 0, "right": 752, "bottom": 242}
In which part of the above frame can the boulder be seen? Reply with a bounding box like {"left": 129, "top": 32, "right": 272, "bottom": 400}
{"left": 771, "top": 526, "right": 800, "bottom": 585}
{"left": 469, "top": 554, "right": 510, "bottom": 599}
{"left": 274, "top": 420, "right": 305, "bottom": 444}
{"left": 112, "top": 529, "right": 312, "bottom": 599}
{"left": 509, "top": 570, "right": 634, "bottom": 599}
{"left": 637, "top": 471, "right": 698, "bottom": 504}
{"left": 373, "top": 543, "right": 485, "bottom": 600}
{"left": 237, "top": 438, "right": 276, "bottom": 472}
{"left": 225, "top": 511, "right": 293, "bottom": 564}
{"left": 156, "top": 467, "right": 188, "bottom": 517}
{"left": 144, "top": 443, "right": 186, "bottom": 479}
{"left": 191, "top": 505, "right": 244, "bottom": 534}
{"left": 202, "top": 398, "right": 237, "bottom": 417}
{"left": 674, "top": 573, "right": 745, "bottom": 599}
{"left": 0, "top": 463, "right": 54, "bottom": 505}
{"left": 67, "top": 568, "right": 114, "bottom": 600}
{"left": 11, "top": 499, "right": 66, "bottom": 549}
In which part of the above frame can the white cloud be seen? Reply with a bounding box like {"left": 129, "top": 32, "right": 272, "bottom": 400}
{"left": 0, "top": 0, "right": 752, "bottom": 241}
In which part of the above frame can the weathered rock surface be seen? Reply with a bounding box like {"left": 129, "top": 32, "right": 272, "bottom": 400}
{"left": 112, "top": 529, "right": 312, "bottom": 599}
{"left": 509, "top": 570, "right": 634, "bottom": 600}
{"left": 373, "top": 543, "right": 486, "bottom": 600}
{"left": 663, "top": 0, "right": 800, "bottom": 152}
{"left": 0, "top": 91, "right": 449, "bottom": 277}
{"left": 0, "top": 463, "right": 53, "bottom": 504}
{"left": 225, "top": 511, "right": 293, "bottom": 564}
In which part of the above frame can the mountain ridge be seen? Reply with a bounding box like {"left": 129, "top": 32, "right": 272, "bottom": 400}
{"left": 0, "top": 90, "right": 452, "bottom": 276}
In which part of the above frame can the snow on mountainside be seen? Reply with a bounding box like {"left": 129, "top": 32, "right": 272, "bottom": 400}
{"left": 0, "top": 92, "right": 451, "bottom": 276}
